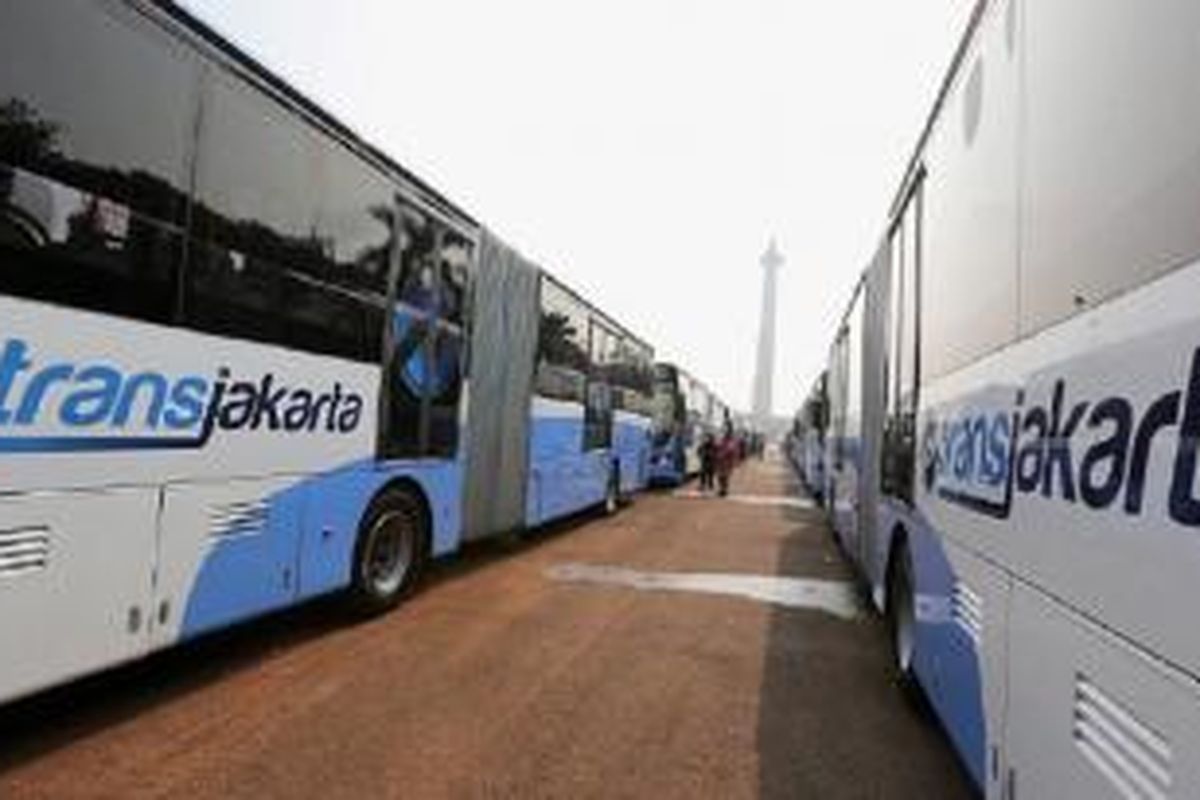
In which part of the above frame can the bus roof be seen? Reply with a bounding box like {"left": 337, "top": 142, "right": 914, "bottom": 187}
{"left": 887, "top": 0, "right": 988, "bottom": 222}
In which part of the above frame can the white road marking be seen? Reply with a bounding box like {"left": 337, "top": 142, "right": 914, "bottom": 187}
{"left": 670, "top": 490, "right": 816, "bottom": 509}
{"left": 545, "top": 563, "right": 861, "bottom": 620}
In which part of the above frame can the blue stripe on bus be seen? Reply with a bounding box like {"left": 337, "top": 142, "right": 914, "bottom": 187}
{"left": 0, "top": 435, "right": 205, "bottom": 452}
{"left": 876, "top": 499, "right": 987, "bottom": 789}
{"left": 525, "top": 413, "right": 608, "bottom": 526}
{"left": 828, "top": 432, "right": 986, "bottom": 788}
{"left": 179, "top": 457, "right": 464, "bottom": 641}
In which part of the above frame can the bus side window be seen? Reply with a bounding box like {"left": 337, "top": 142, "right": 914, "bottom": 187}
{"left": 185, "top": 67, "right": 388, "bottom": 363}
{"left": 0, "top": 2, "right": 197, "bottom": 325}
{"left": 535, "top": 277, "right": 590, "bottom": 404}
{"left": 882, "top": 183, "right": 921, "bottom": 502}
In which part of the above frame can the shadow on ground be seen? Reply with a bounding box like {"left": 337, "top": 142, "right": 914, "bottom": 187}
{"left": 754, "top": 476, "right": 977, "bottom": 799}
{"left": 0, "top": 504, "right": 604, "bottom": 774}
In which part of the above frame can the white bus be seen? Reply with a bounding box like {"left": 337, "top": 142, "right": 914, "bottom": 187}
{"left": 821, "top": 1, "right": 1200, "bottom": 796}
{"left": 0, "top": 0, "right": 660, "bottom": 705}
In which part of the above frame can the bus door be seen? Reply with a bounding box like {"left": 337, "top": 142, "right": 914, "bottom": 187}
{"left": 584, "top": 320, "right": 615, "bottom": 453}
{"left": 881, "top": 177, "right": 922, "bottom": 514}
{"left": 583, "top": 319, "right": 616, "bottom": 499}
{"left": 381, "top": 204, "right": 468, "bottom": 460}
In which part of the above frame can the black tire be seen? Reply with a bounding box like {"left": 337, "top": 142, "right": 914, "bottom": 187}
{"left": 887, "top": 542, "right": 918, "bottom": 687}
{"left": 348, "top": 487, "right": 427, "bottom": 615}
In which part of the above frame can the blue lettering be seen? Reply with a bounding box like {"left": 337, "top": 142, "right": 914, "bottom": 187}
{"left": 113, "top": 372, "right": 169, "bottom": 429}
{"left": 0, "top": 339, "right": 365, "bottom": 447}
{"left": 60, "top": 365, "right": 122, "bottom": 426}
{"left": 983, "top": 413, "right": 1010, "bottom": 486}
{"left": 0, "top": 339, "right": 33, "bottom": 424}
{"left": 164, "top": 377, "right": 209, "bottom": 430}
{"left": 15, "top": 363, "right": 74, "bottom": 425}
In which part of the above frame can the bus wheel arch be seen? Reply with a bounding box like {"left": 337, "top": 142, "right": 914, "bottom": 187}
{"left": 348, "top": 478, "right": 432, "bottom": 614}
{"left": 885, "top": 525, "right": 917, "bottom": 684}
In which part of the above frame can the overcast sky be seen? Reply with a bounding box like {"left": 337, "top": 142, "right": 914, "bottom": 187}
{"left": 179, "top": 0, "right": 971, "bottom": 415}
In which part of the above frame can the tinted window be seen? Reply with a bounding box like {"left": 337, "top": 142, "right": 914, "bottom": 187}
{"left": 282, "top": 273, "right": 384, "bottom": 363}
{"left": 882, "top": 188, "right": 922, "bottom": 501}
{"left": 320, "top": 145, "right": 396, "bottom": 297}
{"left": 187, "top": 70, "right": 387, "bottom": 362}
{"left": 609, "top": 335, "right": 654, "bottom": 399}
{"left": 584, "top": 320, "right": 618, "bottom": 449}
{"left": 394, "top": 203, "right": 473, "bottom": 324}
{"left": 535, "top": 278, "right": 590, "bottom": 402}
{"left": 0, "top": 1, "right": 198, "bottom": 323}
{"left": 382, "top": 196, "right": 474, "bottom": 458}
{"left": 651, "top": 365, "right": 682, "bottom": 434}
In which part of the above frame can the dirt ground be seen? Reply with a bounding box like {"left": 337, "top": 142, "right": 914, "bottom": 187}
{"left": 0, "top": 457, "right": 974, "bottom": 799}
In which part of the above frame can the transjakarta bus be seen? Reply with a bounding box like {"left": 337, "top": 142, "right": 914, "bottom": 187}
{"left": 821, "top": 1, "right": 1200, "bottom": 796}
{"left": 0, "top": 0, "right": 655, "bottom": 705}
{"left": 648, "top": 363, "right": 724, "bottom": 485}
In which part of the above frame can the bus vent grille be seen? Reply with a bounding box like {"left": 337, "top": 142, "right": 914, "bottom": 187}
{"left": 0, "top": 526, "right": 51, "bottom": 577}
{"left": 209, "top": 500, "right": 269, "bottom": 538}
{"left": 951, "top": 581, "right": 982, "bottom": 645}
{"left": 1074, "top": 673, "right": 1171, "bottom": 800}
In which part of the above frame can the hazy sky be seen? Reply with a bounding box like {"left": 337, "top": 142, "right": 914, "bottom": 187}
{"left": 179, "top": 0, "right": 970, "bottom": 415}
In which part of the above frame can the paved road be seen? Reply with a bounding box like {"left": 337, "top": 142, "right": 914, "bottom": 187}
{"left": 0, "top": 459, "right": 974, "bottom": 799}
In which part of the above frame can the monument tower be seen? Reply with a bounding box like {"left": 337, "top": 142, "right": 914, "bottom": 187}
{"left": 751, "top": 239, "right": 783, "bottom": 428}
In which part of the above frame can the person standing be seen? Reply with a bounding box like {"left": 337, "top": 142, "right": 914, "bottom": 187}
{"left": 716, "top": 429, "right": 737, "bottom": 497}
{"left": 698, "top": 432, "right": 716, "bottom": 491}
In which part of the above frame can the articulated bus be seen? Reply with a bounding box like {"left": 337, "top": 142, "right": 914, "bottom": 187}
{"left": 819, "top": 1, "right": 1200, "bottom": 796}
{"left": 0, "top": 0, "right": 656, "bottom": 705}
{"left": 648, "top": 363, "right": 725, "bottom": 486}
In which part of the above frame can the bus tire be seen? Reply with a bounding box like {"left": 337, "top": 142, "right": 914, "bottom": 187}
{"left": 604, "top": 464, "right": 621, "bottom": 516}
{"left": 886, "top": 540, "right": 918, "bottom": 688}
{"left": 349, "top": 486, "right": 427, "bottom": 615}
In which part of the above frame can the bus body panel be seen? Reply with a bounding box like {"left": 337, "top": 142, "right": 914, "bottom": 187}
{"left": 0, "top": 487, "right": 158, "bottom": 704}
{"left": 162, "top": 473, "right": 309, "bottom": 642}
{"left": 0, "top": 297, "right": 379, "bottom": 492}
{"left": 920, "top": 258, "right": 1200, "bottom": 683}
{"left": 525, "top": 396, "right": 607, "bottom": 526}
{"left": 1006, "top": 581, "right": 1200, "bottom": 798}
{"left": 879, "top": 495, "right": 1007, "bottom": 791}
{"left": 903, "top": 261, "right": 1200, "bottom": 800}
{"left": 613, "top": 409, "right": 650, "bottom": 493}
{"left": 164, "top": 456, "right": 464, "bottom": 643}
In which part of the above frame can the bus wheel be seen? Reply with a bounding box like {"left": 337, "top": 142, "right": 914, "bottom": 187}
{"left": 887, "top": 543, "right": 917, "bottom": 685}
{"left": 350, "top": 488, "right": 426, "bottom": 614}
{"left": 604, "top": 466, "right": 621, "bottom": 516}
